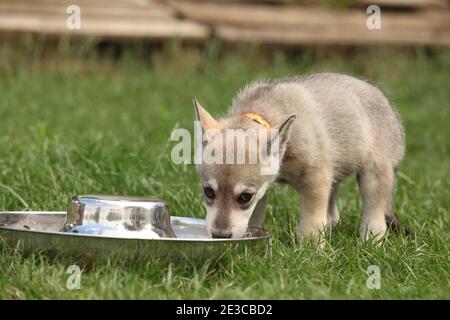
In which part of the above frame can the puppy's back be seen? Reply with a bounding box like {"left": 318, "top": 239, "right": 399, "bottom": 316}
{"left": 230, "top": 73, "right": 405, "bottom": 170}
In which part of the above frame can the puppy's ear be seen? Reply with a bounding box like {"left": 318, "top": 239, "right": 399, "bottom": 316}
{"left": 273, "top": 114, "right": 296, "bottom": 154}
{"left": 193, "top": 98, "right": 223, "bottom": 132}
{"left": 260, "top": 115, "right": 296, "bottom": 175}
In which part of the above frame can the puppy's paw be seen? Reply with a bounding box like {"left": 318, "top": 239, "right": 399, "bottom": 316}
{"left": 297, "top": 222, "right": 328, "bottom": 249}
{"left": 360, "top": 218, "right": 387, "bottom": 243}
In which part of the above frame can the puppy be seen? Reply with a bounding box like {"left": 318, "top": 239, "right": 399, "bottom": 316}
{"left": 193, "top": 73, "right": 405, "bottom": 242}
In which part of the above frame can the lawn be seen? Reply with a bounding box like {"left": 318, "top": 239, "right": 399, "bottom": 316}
{"left": 0, "top": 42, "right": 448, "bottom": 299}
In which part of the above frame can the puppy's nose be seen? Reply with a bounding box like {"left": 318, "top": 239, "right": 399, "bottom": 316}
{"left": 211, "top": 232, "right": 232, "bottom": 239}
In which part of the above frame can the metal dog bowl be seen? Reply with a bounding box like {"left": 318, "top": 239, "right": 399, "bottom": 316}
{"left": 62, "top": 195, "right": 176, "bottom": 239}
{"left": 0, "top": 195, "right": 271, "bottom": 260}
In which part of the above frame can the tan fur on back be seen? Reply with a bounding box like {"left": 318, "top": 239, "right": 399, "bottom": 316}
{"left": 228, "top": 73, "right": 405, "bottom": 184}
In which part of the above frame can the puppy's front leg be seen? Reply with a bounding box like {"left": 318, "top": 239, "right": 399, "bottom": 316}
{"left": 297, "top": 169, "right": 332, "bottom": 244}
{"left": 248, "top": 194, "right": 267, "bottom": 231}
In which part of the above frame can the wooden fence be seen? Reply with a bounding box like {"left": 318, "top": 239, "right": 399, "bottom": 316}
{"left": 0, "top": 0, "right": 449, "bottom": 45}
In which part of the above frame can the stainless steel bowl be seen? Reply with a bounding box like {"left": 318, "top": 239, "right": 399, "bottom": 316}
{"left": 0, "top": 211, "right": 270, "bottom": 261}
{"left": 62, "top": 195, "right": 176, "bottom": 239}
{"left": 0, "top": 195, "right": 271, "bottom": 260}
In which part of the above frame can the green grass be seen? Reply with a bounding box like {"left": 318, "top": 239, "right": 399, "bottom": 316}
{"left": 0, "top": 43, "right": 448, "bottom": 299}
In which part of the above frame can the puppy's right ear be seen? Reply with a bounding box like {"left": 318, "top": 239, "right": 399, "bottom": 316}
{"left": 193, "top": 98, "right": 223, "bottom": 140}
{"left": 193, "top": 98, "right": 223, "bottom": 130}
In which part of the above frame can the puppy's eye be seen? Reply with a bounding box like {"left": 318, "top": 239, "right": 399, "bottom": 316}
{"left": 203, "top": 187, "right": 215, "bottom": 200}
{"left": 237, "top": 192, "right": 254, "bottom": 204}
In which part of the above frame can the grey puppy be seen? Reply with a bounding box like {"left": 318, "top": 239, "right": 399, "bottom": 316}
{"left": 194, "top": 73, "right": 405, "bottom": 243}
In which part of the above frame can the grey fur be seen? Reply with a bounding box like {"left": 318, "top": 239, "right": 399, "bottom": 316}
{"left": 195, "top": 72, "right": 405, "bottom": 242}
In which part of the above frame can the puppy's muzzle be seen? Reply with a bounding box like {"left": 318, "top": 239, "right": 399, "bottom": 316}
{"left": 211, "top": 231, "right": 232, "bottom": 239}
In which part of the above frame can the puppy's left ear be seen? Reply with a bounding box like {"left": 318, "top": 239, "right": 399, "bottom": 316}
{"left": 266, "top": 114, "right": 296, "bottom": 157}
{"left": 260, "top": 114, "right": 296, "bottom": 175}
{"left": 274, "top": 114, "right": 296, "bottom": 152}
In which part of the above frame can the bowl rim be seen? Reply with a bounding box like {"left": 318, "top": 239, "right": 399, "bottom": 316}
{"left": 0, "top": 211, "right": 271, "bottom": 242}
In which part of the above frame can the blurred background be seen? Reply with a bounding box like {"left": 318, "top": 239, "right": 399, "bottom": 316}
{"left": 0, "top": 0, "right": 449, "bottom": 45}
{"left": 0, "top": 0, "right": 449, "bottom": 211}
{"left": 0, "top": 0, "right": 448, "bottom": 210}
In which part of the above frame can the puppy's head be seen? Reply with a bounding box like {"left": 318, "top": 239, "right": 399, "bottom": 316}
{"left": 193, "top": 98, "right": 295, "bottom": 238}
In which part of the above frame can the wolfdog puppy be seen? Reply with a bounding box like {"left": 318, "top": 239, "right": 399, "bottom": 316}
{"left": 194, "top": 73, "right": 405, "bottom": 243}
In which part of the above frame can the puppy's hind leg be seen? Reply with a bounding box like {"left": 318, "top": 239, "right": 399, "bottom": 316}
{"left": 357, "top": 163, "right": 394, "bottom": 241}
{"left": 384, "top": 168, "right": 410, "bottom": 236}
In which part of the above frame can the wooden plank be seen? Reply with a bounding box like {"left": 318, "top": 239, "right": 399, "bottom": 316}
{"left": 216, "top": 9, "right": 450, "bottom": 46}
{"left": 162, "top": 0, "right": 286, "bottom": 3}
{"left": 170, "top": 1, "right": 450, "bottom": 45}
{"left": 0, "top": 0, "right": 208, "bottom": 41}
{"left": 169, "top": 1, "right": 435, "bottom": 28}
{"left": 357, "top": 0, "right": 449, "bottom": 9}
{"left": 217, "top": 24, "right": 450, "bottom": 46}
{"left": 0, "top": 0, "right": 160, "bottom": 9}
{"left": 0, "top": 13, "right": 209, "bottom": 41}
{"left": 165, "top": 0, "right": 449, "bottom": 7}
{"left": 0, "top": 2, "right": 176, "bottom": 20}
